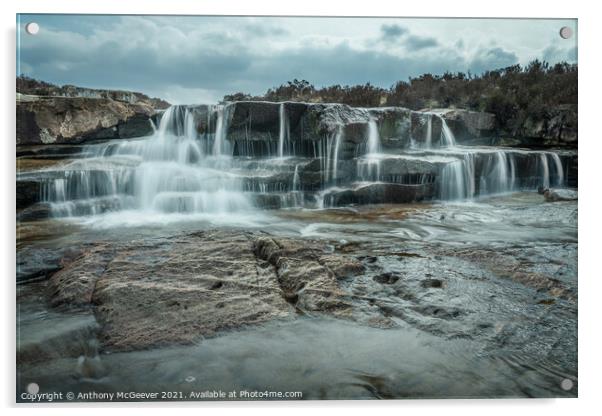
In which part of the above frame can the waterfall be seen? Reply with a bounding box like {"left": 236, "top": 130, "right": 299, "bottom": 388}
{"left": 439, "top": 153, "right": 475, "bottom": 200}
{"left": 357, "top": 156, "right": 382, "bottom": 183}
{"left": 419, "top": 113, "right": 455, "bottom": 149}
{"left": 292, "top": 164, "right": 300, "bottom": 191}
{"left": 549, "top": 153, "right": 564, "bottom": 187}
{"left": 322, "top": 127, "right": 344, "bottom": 185}
{"left": 332, "top": 127, "right": 343, "bottom": 181}
{"left": 425, "top": 114, "right": 433, "bottom": 149}
{"left": 439, "top": 116, "right": 456, "bottom": 147}
{"left": 540, "top": 153, "right": 550, "bottom": 189}
{"left": 33, "top": 102, "right": 571, "bottom": 218}
{"left": 440, "top": 160, "right": 467, "bottom": 200}
{"left": 366, "top": 117, "right": 381, "bottom": 155}
{"left": 213, "top": 104, "right": 231, "bottom": 156}
{"left": 487, "top": 152, "right": 510, "bottom": 194}
{"left": 278, "top": 103, "right": 289, "bottom": 158}
{"left": 184, "top": 109, "right": 197, "bottom": 144}
{"left": 43, "top": 105, "right": 252, "bottom": 218}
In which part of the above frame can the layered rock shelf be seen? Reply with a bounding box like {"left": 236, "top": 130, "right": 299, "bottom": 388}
{"left": 17, "top": 99, "right": 577, "bottom": 220}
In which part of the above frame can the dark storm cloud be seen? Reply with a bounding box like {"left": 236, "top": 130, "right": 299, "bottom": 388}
{"left": 380, "top": 24, "right": 408, "bottom": 40}
{"left": 404, "top": 35, "right": 439, "bottom": 50}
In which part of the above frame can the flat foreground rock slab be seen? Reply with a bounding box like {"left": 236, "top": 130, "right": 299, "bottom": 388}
{"left": 48, "top": 230, "right": 364, "bottom": 351}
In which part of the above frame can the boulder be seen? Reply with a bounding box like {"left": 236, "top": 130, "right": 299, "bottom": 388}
{"left": 543, "top": 188, "right": 578, "bottom": 202}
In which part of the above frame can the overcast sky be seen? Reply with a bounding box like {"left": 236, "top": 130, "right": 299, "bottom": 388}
{"left": 17, "top": 15, "right": 577, "bottom": 104}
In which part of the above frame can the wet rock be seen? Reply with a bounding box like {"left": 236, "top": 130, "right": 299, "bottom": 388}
{"left": 439, "top": 109, "right": 495, "bottom": 142}
{"left": 16, "top": 144, "right": 90, "bottom": 159}
{"left": 324, "top": 183, "right": 434, "bottom": 206}
{"left": 17, "top": 245, "right": 78, "bottom": 283}
{"left": 228, "top": 101, "right": 308, "bottom": 142}
{"left": 243, "top": 172, "right": 293, "bottom": 193}
{"left": 17, "top": 202, "right": 52, "bottom": 222}
{"left": 373, "top": 273, "right": 400, "bottom": 285}
{"left": 17, "top": 312, "right": 99, "bottom": 365}
{"left": 17, "top": 282, "right": 100, "bottom": 365}
{"left": 358, "top": 255, "right": 378, "bottom": 264}
{"left": 251, "top": 193, "right": 285, "bottom": 210}
{"left": 543, "top": 188, "right": 578, "bottom": 202}
{"left": 412, "top": 305, "right": 462, "bottom": 320}
{"left": 421, "top": 278, "right": 444, "bottom": 289}
{"left": 55, "top": 232, "right": 295, "bottom": 350}
{"left": 446, "top": 247, "right": 576, "bottom": 301}
{"left": 16, "top": 180, "right": 41, "bottom": 209}
{"left": 46, "top": 230, "right": 365, "bottom": 351}
{"left": 48, "top": 245, "right": 116, "bottom": 306}
{"left": 411, "top": 112, "right": 443, "bottom": 145}
{"left": 369, "top": 107, "right": 412, "bottom": 149}
{"left": 320, "top": 254, "right": 365, "bottom": 279}
{"left": 355, "top": 155, "right": 441, "bottom": 185}
{"left": 253, "top": 236, "right": 356, "bottom": 314}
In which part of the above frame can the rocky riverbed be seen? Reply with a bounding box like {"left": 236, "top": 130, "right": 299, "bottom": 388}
{"left": 16, "top": 89, "right": 578, "bottom": 400}
{"left": 17, "top": 193, "right": 577, "bottom": 400}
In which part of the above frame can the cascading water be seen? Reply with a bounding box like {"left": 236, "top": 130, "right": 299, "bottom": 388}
{"left": 425, "top": 114, "right": 433, "bottom": 149}
{"left": 354, "top": 117, "right": 383, "bottom": 185}
{"left": 278, "top": 103, "right": 289, "bottom": 158}
{"left": 539, "top": 153, "right": 550, "bottom": 189}
{"left": 321, "top": 127, "right": 344, "bottom": 185}
{"left": 417, "top": 113, "right": 456, "bottom": 149}
{"left": 34, "top": 102, "right": 570, "bottom": 218}
{"left": 550, "top": 153, "right": 564, "bottom": 187}
{"left": 43, "top": 105, "right": 252, "bottom": 218}
{"left": 331, "top": 128, "right": 343, "bottom": 181}
{"left": 439, "top": 153, "right": 476, "bottom": 200}
{"left": 440, "top": 116, "right": 457, "bottom": 147}
{"left": 292, "top": 164, "right": 300, "bottom": 191}
{"left": 366, "top": 117, "right": 381, "bottom": 155}
{"left": 213, "top": 104, "right": 232, "bottom": 156}
{"left": 481, "top": 152, "right": 511, "bottom": 194}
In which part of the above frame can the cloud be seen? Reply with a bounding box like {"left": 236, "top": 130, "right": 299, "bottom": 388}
{"left": 18, "top": 15, "right": 576, "bottom": 103}
{"left": 404, "top": 35, "right": 439, "bottom": 50}
{"left": 243, "top": 23, "right": 289, "bottom": 37}
{"left": 542, "top": 44, "right": 578, "bottom": 63}
{"left": 380, "top": 24, "right": 408, "bottom": 41}
{"left": 470, "top": 47, "right": 519, "bottom": 73}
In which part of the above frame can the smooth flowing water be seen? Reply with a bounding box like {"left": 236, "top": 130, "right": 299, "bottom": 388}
{"left": 29, "top": 104, "right": 570, "bottom": 224}
{"left": 16, "top": 104, "right": 577, "bottom": 400}
{"left": 17, "top": 192, "right": 577, "bottom": 399}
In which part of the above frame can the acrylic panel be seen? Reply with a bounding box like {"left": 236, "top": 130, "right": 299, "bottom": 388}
{"left": 16, "top": 14, "right": 578, "bottom": 402}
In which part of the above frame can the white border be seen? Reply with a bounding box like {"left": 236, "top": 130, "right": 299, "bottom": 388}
{"left": 2, "top": 1, "right": 599, "bottom": 415}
